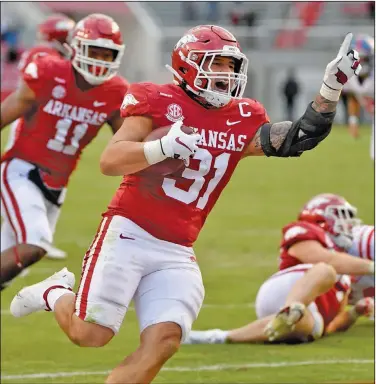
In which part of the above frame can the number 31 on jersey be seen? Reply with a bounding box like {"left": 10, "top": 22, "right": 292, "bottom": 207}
{"left": 162, "top": 148, "right": 230, "bottom": 210}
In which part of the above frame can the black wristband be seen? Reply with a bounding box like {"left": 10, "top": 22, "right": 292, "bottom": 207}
{"left": 260, "top": 123, "right": 277, "bottom": 157}
{"left": 300, "top": 102, "right": 336, "bottom": 135}
{"left": 260, "top": 102, "right": 336, "bottom": 157}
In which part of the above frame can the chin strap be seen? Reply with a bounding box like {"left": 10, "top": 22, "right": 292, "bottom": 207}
{"left": 165, "top": 64, "right": 201, "bottom": 96}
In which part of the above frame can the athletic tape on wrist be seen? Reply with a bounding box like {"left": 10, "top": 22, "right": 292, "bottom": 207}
{"left": 143, "top": 140, "right": 167, "bottom": 165}
{"left": 320, "top": 83, "right": 341, "bottom": 102}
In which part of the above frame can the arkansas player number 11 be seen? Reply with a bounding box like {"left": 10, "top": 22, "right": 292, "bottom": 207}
{"left": 162, "top": 148, "right": 231, "bottom": 209}
{"left": 47, "top": 118, "right": 89, "bottom": 155}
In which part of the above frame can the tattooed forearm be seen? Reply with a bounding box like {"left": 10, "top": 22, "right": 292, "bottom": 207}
{"left": 252, "top": 128, "right": 261, "bottom": 148}
{"left": 269, "top": 121, "right": 292, "bottom": 151}
{"left": 246, "top": 98, "right": 335, "bottom": 158}
{"left": 243, "top": 127, "right": 263, "bottom": 156}
{"left": 245, "top": 121, "right": 292, "bottom": 156}
{"left": 312, "top": 94, "right": 337, "bottom": 113}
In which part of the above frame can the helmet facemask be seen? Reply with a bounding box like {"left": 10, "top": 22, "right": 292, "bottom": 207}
{"left": 325, "top": 204, "right": 361, "bottom": 250}
{"left": 71, "top": 37, "right": 125, "bottom": 85}
{"left": 186, "top": 46, "right": 248, "bottom": 108}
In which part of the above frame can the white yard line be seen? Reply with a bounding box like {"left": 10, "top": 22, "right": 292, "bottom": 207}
{"left": 1, "top": 359, "right": 373, "bottom": 380}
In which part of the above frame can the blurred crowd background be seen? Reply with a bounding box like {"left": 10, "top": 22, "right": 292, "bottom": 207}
{"left": 1, "top": 1, "right": 374, "bottom": 122}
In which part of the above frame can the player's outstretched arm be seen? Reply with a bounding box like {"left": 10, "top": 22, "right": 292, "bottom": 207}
{"left": 326, "top": 297, "right": 374, "bottom": 334}
{"left": 288, "top": 240, "right": 374, "bottom": 276}
{"left": 0, "top": 81, "right": 36, "bottom": 130}
{"left": 245, "top": 33, "right": 362, "bottom": 157}
{"left": 325, "top": 292, "right": 355, "bottom": 334}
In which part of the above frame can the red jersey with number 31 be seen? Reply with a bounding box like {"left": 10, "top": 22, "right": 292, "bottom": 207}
{"left": 105, "top": 82, "right": 269, "bottom": 246}
{"left": 2, "top": 55, "right": 129, "bottom": 188}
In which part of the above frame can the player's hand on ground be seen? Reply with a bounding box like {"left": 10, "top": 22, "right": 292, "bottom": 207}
{"left": 160, "top": 120, "right": 201, "bottom": 166}
{"left": 354, "top": 297, "right": 374, "bottom": 318}
{"left": 320, "top": 33, "right": 362, "bottom": 101}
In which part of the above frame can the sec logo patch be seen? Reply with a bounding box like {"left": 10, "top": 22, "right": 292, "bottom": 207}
{"left": 166, "top": 103, "right": 183, "bottom": 123}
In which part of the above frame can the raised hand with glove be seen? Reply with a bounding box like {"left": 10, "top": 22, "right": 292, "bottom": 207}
{"left": 320, "top": 33, "right": 362, "bottom": 102}
{"left": 259, "top": 33, "right": 363, "bottom": 158}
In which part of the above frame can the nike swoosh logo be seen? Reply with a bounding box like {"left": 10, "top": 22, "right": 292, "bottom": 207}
{"left": 119, "top": 234, "right": 135, "bottom": 240}
{"left": 93, "top": 101, "right": 106, "bottom": 107}
{"left": 54, "top": 77, "right": 66, "bottom": 84}
{"left": 175, "top": 137, "right": 191, "bottom": 152}
{"left": 226, "top": 120, "right": 241, "bottom": 126}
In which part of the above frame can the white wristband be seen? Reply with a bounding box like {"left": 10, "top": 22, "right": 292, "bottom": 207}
{"left": 143, "top": 140, "right": 167, "bottom": 165}
{"left": 368, "top": 261, "right": 374, "bottom": 275}
{"left": 348, "top": 115, "right": 359, "bottom": 125}
{"left": 320, "top": 83, "right": 341, "bottom": 102}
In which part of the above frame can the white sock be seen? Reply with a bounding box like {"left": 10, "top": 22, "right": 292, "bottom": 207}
{"left": 218, "top": 331, "right": 229, "bottom": 344}
{"left": 47, "top": 288, "right": 74, "bottom": 311}
{"left": 213, "top": 330, "right": 229, "bottom": 344}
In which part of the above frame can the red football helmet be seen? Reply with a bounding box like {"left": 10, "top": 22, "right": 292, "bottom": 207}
{"left": 298, "top": 193, "right": 361, "bottom": 249}
{"left": 167, "top": 25, "right": 248, "bottom": 108}
{"left": 70, "top": 14, "right": 125, "bottom": 85}
{"left": 37, "top": 14, "right": 76, "bottom": 44}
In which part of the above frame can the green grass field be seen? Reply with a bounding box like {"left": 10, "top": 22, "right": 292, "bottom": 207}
{"left": 1, "top": 125, "right": 374, "bottom": 383}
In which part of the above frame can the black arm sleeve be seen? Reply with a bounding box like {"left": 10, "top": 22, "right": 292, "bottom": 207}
{"left": 260, "top": 102, "right": 336, "bottom": 157}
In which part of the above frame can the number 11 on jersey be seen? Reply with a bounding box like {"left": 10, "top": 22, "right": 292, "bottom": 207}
{"left": 47, "top": 118, "right": 89, "bottom": 155}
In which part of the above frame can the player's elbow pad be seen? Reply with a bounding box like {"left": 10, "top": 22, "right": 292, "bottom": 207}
{"left": 260, "top": 102, "right": 336, "bottom": 157}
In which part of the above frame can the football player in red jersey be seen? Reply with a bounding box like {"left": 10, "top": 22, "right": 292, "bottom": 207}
{"left": 6, "top": 14, "right": 76, "bottom": 152}
{"left": 184, "top": 263, "right": 374, "bottom": 345}
{"left": 0, "top": 13, "right": 128, "bottom": 289}
{"left": 267, "top": 193, "right": 373, "bottom": 336}
{"left": 278, "top": 193, "right": 373, "bottom": 275}
{"left": 5, "top": 14, "right": 76, "bottom": 261}
{"left": 184, "top": 194, "right": 374, "bottom": 345}
{"left": 278, "top": 193, "right": 374, "bottom": 321}
{"left": 10, "top": 27, "right": 363, "bottom": 383}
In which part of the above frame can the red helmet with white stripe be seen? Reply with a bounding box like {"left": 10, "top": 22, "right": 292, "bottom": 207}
{"left": 37, "top": 14, "right": 76, "bottom": 44}
{"left": 70, "top": 13, "right": 125, "bottom": 85}
{"left": 298, "top": 193, "right": 361, "bottom": 249}
{"left": 167, "top": 25, "right": 248, "bottom": 108}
